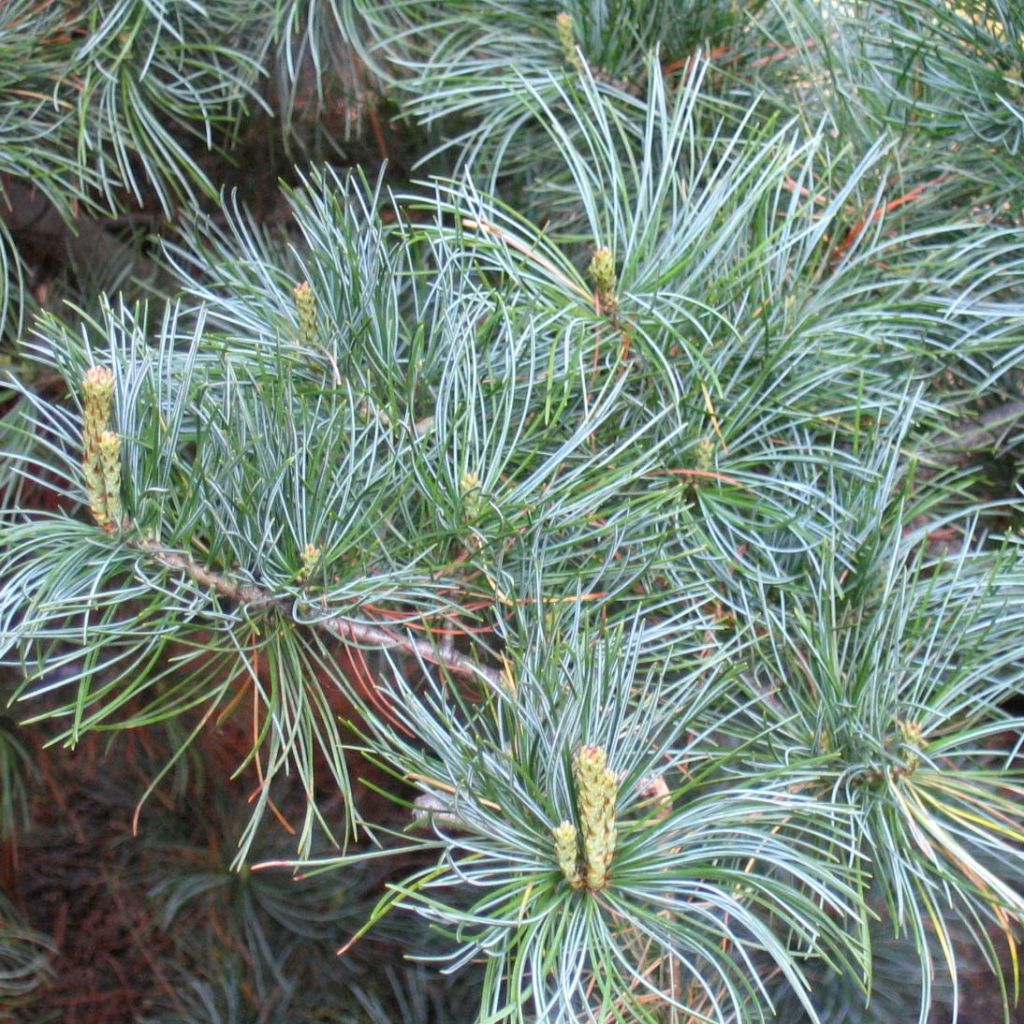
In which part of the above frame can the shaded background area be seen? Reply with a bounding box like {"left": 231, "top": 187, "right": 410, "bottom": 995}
{"left": 2, "top": 693, "right": 481, "bottom": 1023}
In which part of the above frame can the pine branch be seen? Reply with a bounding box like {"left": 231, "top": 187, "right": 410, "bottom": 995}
{"left": 131, "top": 537, "right": 504, "bottom": 688}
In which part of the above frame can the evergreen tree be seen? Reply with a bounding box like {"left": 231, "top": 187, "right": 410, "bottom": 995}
{"left": 1, "top": 2, "right": 1023, "bottom": 1021}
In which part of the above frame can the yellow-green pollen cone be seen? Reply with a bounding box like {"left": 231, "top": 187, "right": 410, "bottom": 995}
{"left": 460, "top": 470, "right": 483, "bottom": 519}
{"left": 82, "top": 367, "right": 119, "bottom": 528}
{"left": 573, "top": 744, "right": 618, "bottom": 890}
{"left": 587, "top": 247, "right": 618, "bottom": 313}
{"left": 298, "top": 542, "right": 321, "bottom": 582}
{"left": 555, "top": 12, "right": 583, "bottom": 71}
{"left": 83, "top": 366, "right": 114, "bottom": 449}
{"left": 552, "top": 820, "right": 583, "bottom": 887}
{"left": 96, "top": 430, "right": 123, "bottom": 527}
{"left": 294, "top": 280, "right": 319, "bottom": 348}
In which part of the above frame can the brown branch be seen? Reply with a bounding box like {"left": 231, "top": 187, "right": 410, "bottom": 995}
{"left": 132, "top": 538, "right": 504, "bottom": 688}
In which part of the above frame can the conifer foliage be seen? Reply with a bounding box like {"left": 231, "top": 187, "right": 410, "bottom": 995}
{"left": 1, "top": 2, "right": 1023, "bottom": 1022}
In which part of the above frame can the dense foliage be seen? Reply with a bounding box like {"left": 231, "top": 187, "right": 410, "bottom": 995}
{"left": 1, "top": 2, "right": 1023, "bottom": 1022}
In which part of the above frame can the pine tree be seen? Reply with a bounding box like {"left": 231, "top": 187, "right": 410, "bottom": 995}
{"left": 2, "top": 2, "right": 1023, "bottom": 1021}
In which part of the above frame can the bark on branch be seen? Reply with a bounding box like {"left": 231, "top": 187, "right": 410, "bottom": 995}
{"left": 132, "top": 538, "right": 504, "bottom": 688}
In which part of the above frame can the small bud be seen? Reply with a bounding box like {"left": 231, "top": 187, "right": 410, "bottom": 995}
{"left": 573, "top": 744, "right": 618, "bottom": 890}
{"left": 695, "top": 437, "right": 715, "bottom": 473}
{"left": 294, "top": 281, "right": 319, "bottom": 348}
{"left": 298, "top": 542, "right": 321, "bottom": 583}
{"left": 460, "top": 470, "right": 483, "bottom": 519}
{"left": 896, "top": 719, "right": 925, "bottom": 773}
{"left": 898, "top": 719, "right": 924, "bottom": 745}
{"left": 555, "top": 12, "right": 584, "bottom": 72}
{"left": 588, "top": 247, "right": 618, "bottom": 314}
{"left": 552, "top": 821, "right": 583, "bottom": 887}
